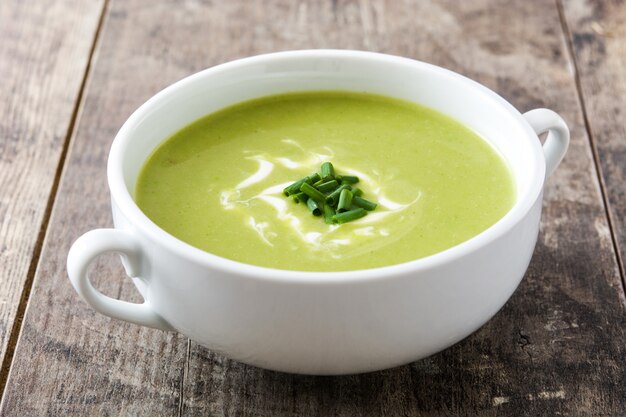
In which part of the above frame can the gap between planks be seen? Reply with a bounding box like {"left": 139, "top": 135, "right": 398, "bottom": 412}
{"left": 0, "top": 0, "right": 112, "bottom": 396}
{"left": 555, "top": 0, "right": 626, "bottom": 296}
{"left": 178, "top": 339, "right": 191, "bottom": 417}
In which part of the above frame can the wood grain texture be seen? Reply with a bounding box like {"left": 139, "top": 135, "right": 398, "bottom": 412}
{"left": 0, "top": 1, "right": 191, "bottom": 414}
{"left": 0, "top": 0, "right": 104, "bottom": 378}
{"left": 561, "top": 0, "right": 626, "bottom": 282}
{"left": 2, "top": 0, "right": 625, "bottom": 416}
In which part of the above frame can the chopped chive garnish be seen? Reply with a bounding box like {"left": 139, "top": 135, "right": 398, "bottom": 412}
{"left": 316, "top": 179, "right": 339, "bottom": 193}
{"left": 337, "top": 189, "right": 353, "bottom": 212}
{"left": 293, "top": 192, "right": 308, "bottom": 204}
{"left": 333, "top": 208, "right": 367, "bottom": 224}
{"left": 300, "top": 182, "right": 326, "bottom": 203}
{"left": 341, "top": 175, "right": 359, "bottom": 184}
{"left": 281, "top": 162, "right": 378, "bottom": 225}
{"left": 353, "top": 196, "right": 377, "bottom": 211}
{"left": 321, "top": 162, "right": 335, "bottom": 180}
{"left": 307, "top": 198, "right": 322, "bottom": 216}
{"left": 323, "top": 204, "right": 336, "bottom": 224}
{"left": 325, "top": 184, "right": 351, "bottom": 205}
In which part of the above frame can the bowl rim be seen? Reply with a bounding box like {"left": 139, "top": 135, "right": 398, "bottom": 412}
{"left": 108, "top": 49, "right": 545, "bottom": 284}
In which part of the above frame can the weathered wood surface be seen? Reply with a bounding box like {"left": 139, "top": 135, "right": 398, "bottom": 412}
{"left": 561, "top": 0, "right": 626, "bottom": 280}
{"left": 1, "top": 0, "right": 625, "bottom": 416}
{"left": 0, "top": 1, "right": 192, "bottom": 414}
{"left": 0, "top": 0, "right": 105, "bottom": 384}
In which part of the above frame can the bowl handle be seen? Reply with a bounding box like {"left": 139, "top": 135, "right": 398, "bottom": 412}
{"left": 67, "top": 229, "right": 173, "bottom": 331}
{"left": 523, "top": 109, "right": 570, "bottom": 178}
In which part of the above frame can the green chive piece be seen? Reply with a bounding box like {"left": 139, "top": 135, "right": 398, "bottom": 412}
{"left": 323, "top": 204, "right": 336, "bottom": 224}
{"left": 341, "top": 175, "right": 359, "bottom": 184}
{"left": 325, "top": 184, "right": 351, "bottom": 205}
{"left": 307, "top": 173, "right": 321, "bottom": 183}
{"left": 321, "top": 162, "right": 335, "bottom": 180}
{"left": 293, "top": 192, "right": 308, "bottom": 204}
{"left": 300, "top": 182, "right": 326, "bottom": 203}
{"left": 352, "top": 187, "right": 363, "bottom": 197}
{"left": 337, "top": 189, "right": 353, "bottom": 212}
{"left": 307, "top": 198, "right": 322, "bottom": 216}
{"left": 283, "top": 177, "right": 308, "bottom": 196}
{"left": 313, "top": 179, "right": 324, "bottom": 187}
{"left": 353, "top": 196, "right": 377, "bottom": 211}
{"left": 283, "top": 173, "right": 320, "bottom": 196}
{"left": 332, "top": 208, "right": 366, "bottom": 224}
{"left": 316, "top": 180, "right": 339, "bottom": 193}
{"left": 335, "top": 175, "right": 343, "bottom": 183}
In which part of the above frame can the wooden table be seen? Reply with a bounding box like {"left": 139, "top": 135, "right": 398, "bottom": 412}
{"left": 1, "top": 0, "right": 625, "bottom": 415}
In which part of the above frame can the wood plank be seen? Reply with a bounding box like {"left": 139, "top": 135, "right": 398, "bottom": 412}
{"left": 0, "top": 1, "right": 193, "bottom": 414}
{"left": 560, "top": 0, "right": 626, "bottom": 281}
{"left": 3, "top": 0, "right": 625, "bottom": 415}
{"left": 0, "top": 0, "right": 104, "bottom": 380}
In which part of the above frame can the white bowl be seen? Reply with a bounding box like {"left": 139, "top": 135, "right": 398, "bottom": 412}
{"left": 67, "top": 50, "right": 569, "bottom": 375}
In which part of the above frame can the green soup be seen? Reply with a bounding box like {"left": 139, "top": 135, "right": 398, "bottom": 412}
{"left": 135, "top": 92, "right": 515, "bottom": 272}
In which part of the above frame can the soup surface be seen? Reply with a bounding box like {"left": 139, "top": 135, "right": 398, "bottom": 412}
{"left": 136, "top": 91, "right": 515, "bottom": 271}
